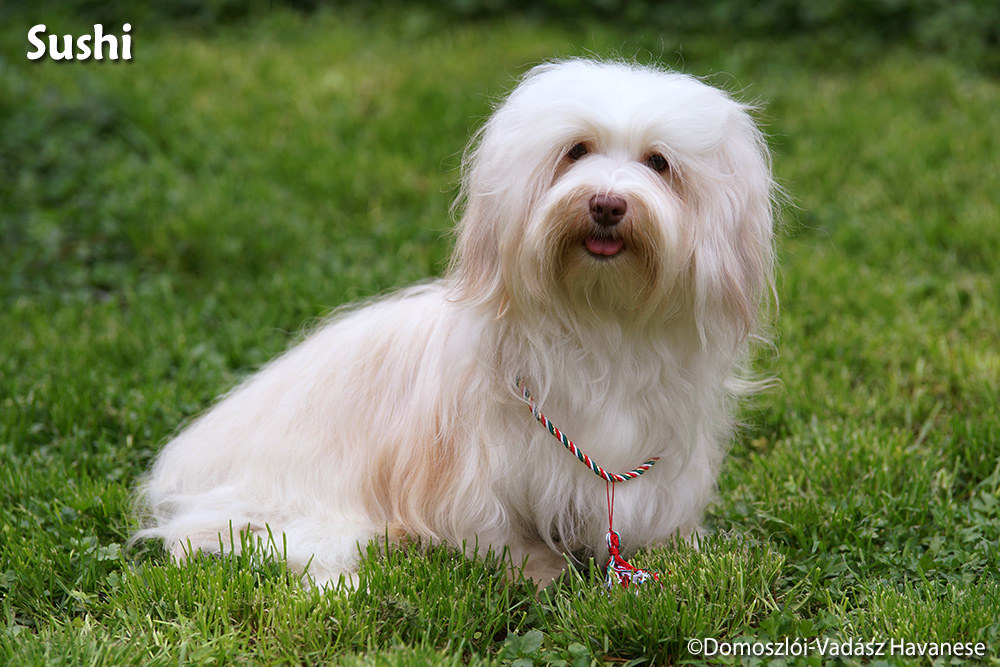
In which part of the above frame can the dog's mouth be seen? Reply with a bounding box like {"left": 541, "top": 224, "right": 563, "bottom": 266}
{"left": 584, "top": 234, "right": 625, "bottom": 259}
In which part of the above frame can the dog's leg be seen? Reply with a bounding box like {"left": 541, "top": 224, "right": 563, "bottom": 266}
{"left": 162, "top": 518, "right": 379, "bottom": 590}
{"left": 498, "top": 541, "right": 569, "bottom": 590}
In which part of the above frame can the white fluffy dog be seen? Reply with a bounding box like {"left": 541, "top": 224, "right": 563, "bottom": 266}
{"left": 135, "top": 58, "right": 776, "bottom": 588}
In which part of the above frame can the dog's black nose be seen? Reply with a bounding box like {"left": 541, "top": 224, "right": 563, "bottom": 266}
{"left": 589, "top": 194, "right": 628, "bottom": 227}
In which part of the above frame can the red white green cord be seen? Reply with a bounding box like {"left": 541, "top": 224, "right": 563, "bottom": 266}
{"left": 516, "top": 378, "right": 659, "bottom": 483}
{"left": 516, "top": 378, "right": 662, "bottom": 590}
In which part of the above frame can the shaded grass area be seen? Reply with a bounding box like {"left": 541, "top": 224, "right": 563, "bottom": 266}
{"left": 2, "top": 7, "right": 999, "bottom": 665}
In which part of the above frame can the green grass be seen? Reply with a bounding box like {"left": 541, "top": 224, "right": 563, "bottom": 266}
{"left": 2, "top": 7, "right": 1000, "bottom": 666}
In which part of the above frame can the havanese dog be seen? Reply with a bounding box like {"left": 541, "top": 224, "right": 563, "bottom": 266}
{"left": 134, "top": 58, "right": 776, "bottom": 589}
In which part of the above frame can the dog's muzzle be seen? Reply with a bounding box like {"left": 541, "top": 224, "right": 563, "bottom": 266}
{"left": 584, "top": 194, "right": 627, "bottom": 257}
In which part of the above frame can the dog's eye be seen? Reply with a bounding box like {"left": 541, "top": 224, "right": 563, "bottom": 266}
{"left": 645, "top": 153, "right": 670, "bottom": 173}
{"left": 567, "top": 143, "right": 589, "bottom": 161}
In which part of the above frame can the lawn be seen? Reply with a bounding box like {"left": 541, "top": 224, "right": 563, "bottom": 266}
{"left": 2, "top": 6, "right": 999, "bottom": 666}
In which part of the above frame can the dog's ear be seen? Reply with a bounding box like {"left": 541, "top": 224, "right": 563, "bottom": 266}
{"left": 447, "top": 117, "right": 553, "bottom": 315}
{"left": 690, "top": 106, "right": 777, "bottom": 350}
{"left": 448, "top": 185, "right": 508, "bottom": 312}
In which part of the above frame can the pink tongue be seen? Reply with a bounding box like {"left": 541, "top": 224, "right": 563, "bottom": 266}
{"left": 585, "top": 236, "right": 625, "bottom": 256}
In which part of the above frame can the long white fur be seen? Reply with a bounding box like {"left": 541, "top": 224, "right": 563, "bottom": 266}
{"left": 134, "top": 58, "right": 776, "bottom": 588}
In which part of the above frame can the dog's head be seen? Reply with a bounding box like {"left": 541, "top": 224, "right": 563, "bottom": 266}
{"left": 451, "top": 59, "right": 776, "bottom": 345}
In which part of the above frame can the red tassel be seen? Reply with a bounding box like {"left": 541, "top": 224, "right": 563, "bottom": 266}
{"left": 604, "top": 482, "right": 660, "bottom": 591}
{"left": 604, "top": 530, "right": 659, "bottom": 590}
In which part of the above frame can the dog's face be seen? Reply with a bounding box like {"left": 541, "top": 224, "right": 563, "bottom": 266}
{"left": 453, "top": 60, "right": 775, "bottom": 341}
{"left": 526, "top": 125, "right": 686, "bottom": 319}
